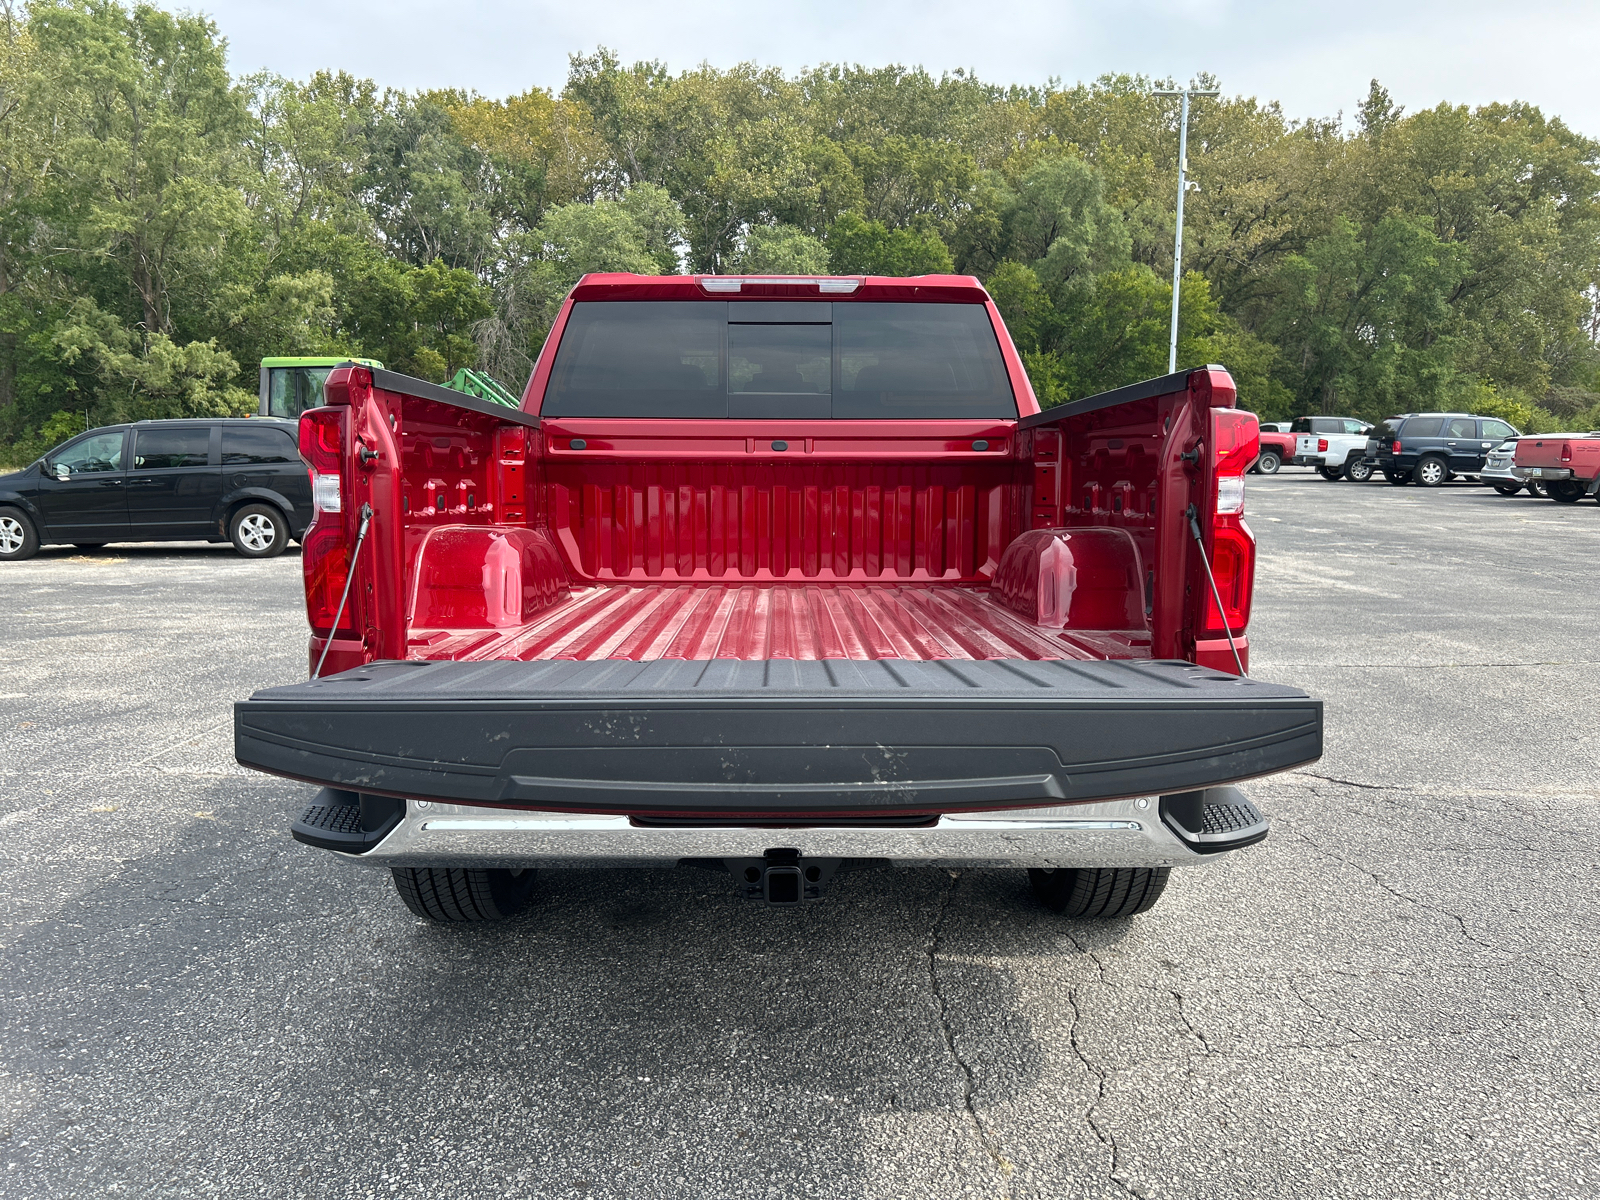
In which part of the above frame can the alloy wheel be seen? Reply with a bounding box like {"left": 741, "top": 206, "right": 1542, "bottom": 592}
{"left": 0, "top": 515, "right": 25, "bottom": 554}
{"left": 238, "top": 513, "right": 277, "bottom": 552}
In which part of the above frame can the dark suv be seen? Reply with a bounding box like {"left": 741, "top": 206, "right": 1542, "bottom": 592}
{"left": 0, "top": 418, "right": 309, "bottom": 561}
{"left": 1364, "top": 413, "right": 1520, "bottom": 487}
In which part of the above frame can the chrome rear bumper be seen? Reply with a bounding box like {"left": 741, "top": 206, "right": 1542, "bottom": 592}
{"left": 339, "top": 792, "right": 1246, "bottom": 870}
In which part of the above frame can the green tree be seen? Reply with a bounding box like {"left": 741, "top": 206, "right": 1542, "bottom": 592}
{"left": 214, "top": 270, "right": 339, "bottom": 366}
{"left": 473, "top": 184, "right": 685, "bottom": 385}
{"left": 827, "top": 213, "right": 952, "bottom": 274}
{"left": 0, "top": 2, "right": 83, "bottom": 427}
{"left": 7, "top": 20, "right": 1600, "bottom": 459}
{"left": 333, "top": 255, "right": 489, "bottom": 381}
{"left": 32, "top": 0, "right": 249, "bottom": 337}
{"left": 1258, "top": 215, "right": 1466, "bottom": 416}
{"left": 51, "top": 297, "right": 252, "bottom": 419}
{"left": 994, "top": 259, "right": 1286, "bottom": 412}
{"left": 566, "top": 51, "right": 816, "bottom": 269}
{"left": 1004, "top": 156, "right": 1132, "bottom": 286}
{"left": 530, "top": 183, "right": 683, "bottom": 284}
{"left": 362, "top": 90, "right": 496, "bottom": 275}
{"left": 243, "top": 70, "right": 378, "bottom": 247}
{"left": 733, "top": 224, "right": 830, "bottom": 274}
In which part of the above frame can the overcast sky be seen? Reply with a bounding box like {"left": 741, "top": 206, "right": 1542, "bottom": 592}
{"left": 207, "top": 0, "right": 1600, "bottom": 136}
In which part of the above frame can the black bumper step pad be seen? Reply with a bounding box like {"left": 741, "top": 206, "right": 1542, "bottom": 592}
{"left": 290, "top": 788, "right": 404, "bottom": 854}
{"left": 1160, "top": 787, "right": 1270, "bottom": 853}
{"left": 238, "top": 657, "right": 1322, "bottom": 818}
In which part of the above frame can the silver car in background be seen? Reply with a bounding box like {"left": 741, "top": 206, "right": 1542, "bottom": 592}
{"left": 1481, "top": 438, "right": 1543, "bottom": 497}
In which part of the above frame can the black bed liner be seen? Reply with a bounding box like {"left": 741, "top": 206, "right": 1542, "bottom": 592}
{"left": 234, "top": 658, "right": 1321, "bottom": 816}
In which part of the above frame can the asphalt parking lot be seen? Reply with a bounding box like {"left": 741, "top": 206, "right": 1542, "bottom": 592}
{"left": 2, "top": 471, "right": 1597, "bottom": 1199}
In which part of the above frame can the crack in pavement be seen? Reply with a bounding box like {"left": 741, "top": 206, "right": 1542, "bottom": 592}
{"left": 1059, "top": 929, "right": 1143, "bottom": 1200}
{"left": 1284, "top": 774, "right": 1600, "bottom": 808}
{"left": 1133, "top": 982, "right": 1217, "bottom": 1062}
{"left": 1282, "top": 969, "right": 1532, "bottom": 1056}
{"left": 925, "top": 870, "right": 1014, "bottom": 1193}
{"left": 1278, "top": 778, "right": 1598, "bottom": 964}
{"left": 1170, "top": 989, "right": 1217, "bottom": 1058}
{"left": 1287, "top": 825, "right": 1494, "bottom": 949}
{"left": 1291, "top": 771, "right": 1411, "bottom": 792}
{"left": 1283, "top": 977, "right": 1385, "bottom": 1060}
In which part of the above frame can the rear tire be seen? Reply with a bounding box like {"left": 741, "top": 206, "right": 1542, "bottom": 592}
{"left": 1027, "top": 866, "right": 1170, "bottom": 918}
{"left": 1255, "top": 451, "right": 1281, "bottom": 475}
{"left": 1317, "top": 464, "right": 1345, "bottom": 481}
{"left": 1345, "top": 459, "right": 1373, "bottom": 483}
{"left": 1385, "top": 470, "right": 1411, "bottom": 485}
{"left": 1491, "top": 482, "right": 1524, "bottom": 496}
{"left": 1414, "top": 455, "right": 1448, "bottom": 487}
{"left": 1547, "top": 480, "right": 1584, "bottom": 503}
{"left": 0, "top": 508, "right": 39, "bottom": 561}
{"left": 1526, "top": 480, "right": 1544, "bottom": 497}
{"left": 230, "top": 503, "right": 288, "bottom": 558}
{"left": 391, "top": 867, "right": 537, "bottom": 922}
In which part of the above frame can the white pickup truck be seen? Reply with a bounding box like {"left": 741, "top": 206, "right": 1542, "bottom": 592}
{"left": 1290, "top": 416, "right": 1374, "bottom": 482}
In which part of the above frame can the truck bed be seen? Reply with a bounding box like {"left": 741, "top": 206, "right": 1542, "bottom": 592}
{"left": 408, "top": 583, "right": 1152, "bottom": 663}
{"left": 1515, "top": 434, "right": 1600, "bottom": 479}
{"left": 235, "top": 657, "right": 1320, "bottom": 818}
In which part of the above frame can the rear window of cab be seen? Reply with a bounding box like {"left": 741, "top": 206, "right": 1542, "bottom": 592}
{"left": 541, "top": 300, "right": 1017, "bottom": 420}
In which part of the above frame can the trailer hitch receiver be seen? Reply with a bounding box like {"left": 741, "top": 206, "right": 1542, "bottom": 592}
{"left": 725, "top": 850, "right": 843, "bottom": 905}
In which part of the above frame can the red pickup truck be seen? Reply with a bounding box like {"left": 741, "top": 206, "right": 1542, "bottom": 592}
{"left": 234, "top": 274, "right": 1321, "bottom": 925}
{"left": 1515, "top": 433, "right": 1600, "bottom": 503}
{"left": 1251, "top": 422, "right": 1296, "bottom": 474}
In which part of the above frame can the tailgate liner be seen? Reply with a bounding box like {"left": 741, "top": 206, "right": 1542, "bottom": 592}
{"left": 234, "top": 658, "right": 1321, "bottom": 816}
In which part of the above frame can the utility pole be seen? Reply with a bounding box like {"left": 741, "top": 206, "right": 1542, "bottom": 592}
{"left": 1151, "top": 84, "right": 1219, "bottom": 374}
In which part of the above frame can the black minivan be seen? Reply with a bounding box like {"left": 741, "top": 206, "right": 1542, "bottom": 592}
{"left": 1364, "top": 412, "right": 1520, "bottom": 487}
{"left": 0, "top": 418, "right": 310, "bottom": 561}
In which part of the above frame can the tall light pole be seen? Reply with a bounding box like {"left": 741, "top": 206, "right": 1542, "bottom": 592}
{"left": 1151, "top": 85, "right": 1219, "bottom": 374}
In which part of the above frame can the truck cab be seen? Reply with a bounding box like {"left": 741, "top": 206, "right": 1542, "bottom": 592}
{"left": 259, "top": 357, "right": 384, "bottom": 420}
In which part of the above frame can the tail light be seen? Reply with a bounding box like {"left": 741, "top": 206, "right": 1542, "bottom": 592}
{"left": 1203, "top": 527, "right": 1255, "bottom": 635}
{"left": 1317, "top": 438, "right": 1329, "bottom": 453}
{"left": 1203, "top": 408, "right": 1258, "bottom": 644}
{"left": 301, "top": 410, "right": 342, "bottom": 514}
{"left": 1211, "top": 409, "right": 1257, "bottom": 515}
{"left": 1392, "top": 439, "right": 1402, "bottom": 453}
{"left": 298, "top": 408, "right": 353, "bottom": 634}
{"left": 1561, "top": 442, "right": 1572, "bottom": 462}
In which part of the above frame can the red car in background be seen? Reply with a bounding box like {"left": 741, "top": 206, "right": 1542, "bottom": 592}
{"left": 1515, "top": 433, "right": 1600, "bottom": 503}
{"left": 1252, "top": 422, "right": 1296, "bottom": 474}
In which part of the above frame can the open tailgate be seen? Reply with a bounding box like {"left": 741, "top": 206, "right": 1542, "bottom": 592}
{"left": 235, "top": 658, "right": 1321, "bottom": 817}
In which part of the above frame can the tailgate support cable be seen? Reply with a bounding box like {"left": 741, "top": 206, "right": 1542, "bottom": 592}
{"left": 312, "top": 503, "right": 373, "bottom": 679}
{"left": 1186, "top": 503, "right": 1246, "bottom": 676}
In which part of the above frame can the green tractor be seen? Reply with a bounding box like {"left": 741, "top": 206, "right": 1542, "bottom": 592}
{"left": 258, "top": 357, "right": 521, "bottom": 419}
